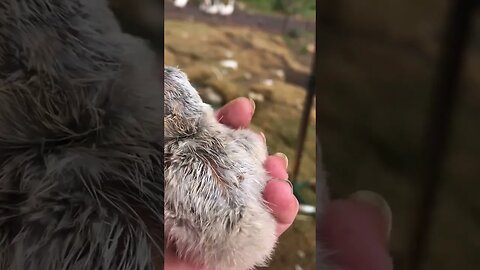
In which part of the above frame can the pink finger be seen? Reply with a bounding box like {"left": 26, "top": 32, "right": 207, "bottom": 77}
{"left": 215, "top": 97, "right": 254, "bottom": 129}
{"left": 263, "top": 179, "right": 299, "bottom": 236}
{"left": 319, "top": 199, "right": 393, "bottom": 270}
{"left": 264, "top": 155, "right": 289, "bottom": 180}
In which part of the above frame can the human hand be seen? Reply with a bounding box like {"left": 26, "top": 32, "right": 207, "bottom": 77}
{"left": 164, "top": 97, "right": 299, "bottom": 269}
{"left": 319, "top": 191, "right": 394, "bottom": 270}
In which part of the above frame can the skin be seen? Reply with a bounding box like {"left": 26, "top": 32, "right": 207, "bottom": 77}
{"left": 164, "top": 97, "right": 393, "bottom": 270}
{"left": 320, "top": 200, "right": 394, "bottom": 270}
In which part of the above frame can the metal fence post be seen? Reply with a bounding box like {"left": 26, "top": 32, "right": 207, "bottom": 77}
{"left": 292, "top": 52, "right": 317, "bottom": 182}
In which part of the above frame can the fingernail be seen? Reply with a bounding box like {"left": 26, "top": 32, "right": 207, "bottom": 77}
{"left": 349, "top": 190, "right": 392, "bottom": 242}
{"left": 259, "top": 132, "right": 266, "bottom": 143}
{"left": 282, "top": 179, "right": 293, "bottom": 193}
{"left": 274, "top": 152, "right": 288, "bottom": 169}
{"left": 249, "top": 98, "right": 256, "bottom": 114}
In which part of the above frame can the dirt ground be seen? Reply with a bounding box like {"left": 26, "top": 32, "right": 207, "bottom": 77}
{"left": 164, "top": 18, "right": 316, "bottom": 270}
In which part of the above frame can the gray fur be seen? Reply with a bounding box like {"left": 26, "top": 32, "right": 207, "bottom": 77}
{"left": 164, "top": 66, "right": 277, "bottom": 270}
{"left": 0, "top": 0, "right": 164, "bottom": 269}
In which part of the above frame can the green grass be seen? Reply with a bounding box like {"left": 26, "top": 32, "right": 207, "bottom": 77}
{"left": 240, "top": 0, "right": 316, "bottom": 19}
{"left": 278, "top": 28, "right": 315, "bottom": 68}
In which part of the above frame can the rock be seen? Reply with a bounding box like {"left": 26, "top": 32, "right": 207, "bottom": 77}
{"left": 182, "top": 64, "right": 216, "bottom": 82}
{"left": 251, "top": 81, "right": 306, "bottom": 108}
{"left": 262, "top": 79, "right": 274, "bottom": 86}
{"left": 205, "top": 78, "right": 244, "bottom": 102}
{"left": 306, "top": 43, "right": 315, "bottom": 54}
{"left": 220, "top": 59, "right": 238, "bottom": 70}
{"left": 248, "top": 92, "right": 265, "bottom": 103}
{"left": 274, "top": 69, "right": 285, "bottom": 79}
{"left": 297, "top": 250, "right": 306, "bottom": 259}
{"left": 298, "top": 204, "right": 316, "bottom": 215}
{"left": 200, "top": 87, "right": 224, "bottom": 105}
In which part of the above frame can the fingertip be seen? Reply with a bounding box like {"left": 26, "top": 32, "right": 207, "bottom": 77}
{"left": 273, "top": 152, "right": 288, "bottom": 169}
{"left": 265, "top": 155, "right": 289, "bottom": 180}
{"left": 263, "top": 180, "right": 299, "bottom": 235}
{"left": 319, "top": 199, "right": 393, "bottom": 270}
{"left": 216, "top": 97, "right": 254, "bottom": 128}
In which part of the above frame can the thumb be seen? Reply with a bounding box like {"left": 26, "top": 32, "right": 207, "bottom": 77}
{"left": 318, "top": 191, "right": 393, "bottom": 270}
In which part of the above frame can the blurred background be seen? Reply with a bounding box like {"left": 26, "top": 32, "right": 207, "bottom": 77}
{"left": 111, "top": 0, "right": 317, "bottom": 269}
{"left": 318, "top": 0, "right": 480, "bottom": 269}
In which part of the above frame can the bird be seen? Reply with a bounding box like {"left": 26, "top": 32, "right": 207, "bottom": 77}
{"left": 199, "top": 0, "right": 220, "bottom": 14}
{"left": 164, "top": 66, "right": 277, "bottom": 270}
{"left": 218, "top": 0, "right": 235, "bottom": 16}
{"left": 173, "top": 0, "right": 189, "bottom": 8}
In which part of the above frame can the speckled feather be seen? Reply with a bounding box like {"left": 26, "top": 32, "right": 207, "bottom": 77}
{"left": 164, "top": 67, "right": 277, "bottom": 270}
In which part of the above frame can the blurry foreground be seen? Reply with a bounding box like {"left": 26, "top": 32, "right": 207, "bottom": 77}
{"left": 318, "top": 0, "right": 480, "bottom": 269}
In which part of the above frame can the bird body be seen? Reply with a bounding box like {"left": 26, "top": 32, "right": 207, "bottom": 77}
{"left": 174, "top": 0, "right": 189, "bottom": 8}
{"left": 164, "top": 67, "right": 278, "bottom": 270}
{"left": 218, "top": 0, "right": 235, "bottom": 16}
{"left": 200, "top": 0, "right": 220, "bottom": 14}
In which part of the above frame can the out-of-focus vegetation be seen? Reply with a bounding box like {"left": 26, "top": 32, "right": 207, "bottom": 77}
{"left": 240, "top": 0, "right": 316, "bottom": 19}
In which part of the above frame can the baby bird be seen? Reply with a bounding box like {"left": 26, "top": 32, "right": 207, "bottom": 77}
{"left": 164, "top": 66, "right": 278, "bottom": 270}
